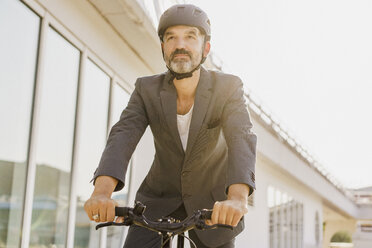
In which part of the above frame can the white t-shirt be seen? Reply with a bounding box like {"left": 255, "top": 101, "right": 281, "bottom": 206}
{"left": 177, "top": 104, "right": 194, "bottom": 151}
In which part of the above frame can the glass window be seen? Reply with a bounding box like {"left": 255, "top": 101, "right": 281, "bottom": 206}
{"left": 0, "top": 0, "right": 40, "bottom": 247}
{"left": 29, "top": 27, "right": 80, "bottom": 248}
{"left": 109, "top": 83, "right": 131, "bottom": 130}
{"left": 276, "top": 189, "right": 282, "bottom": 247}
{"left": 268, "top": 186, "right": 303, "bottom": 248}
{"left": 315, "top": 211, "right": 320, "bottom": 245}
{"left": 106, "top": 83, "right": 131, "bottom": 248}
{"left": 73, "top": 59, "right": 110, "bottom": 248}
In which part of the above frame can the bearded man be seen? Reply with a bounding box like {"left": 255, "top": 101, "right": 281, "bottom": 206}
{"left": 84, "top": 4, "right": 257, "bottom": 248}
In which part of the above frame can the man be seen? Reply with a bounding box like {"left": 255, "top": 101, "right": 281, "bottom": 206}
{"left": 84, "top": 4, "right": 257, "bottom": 248}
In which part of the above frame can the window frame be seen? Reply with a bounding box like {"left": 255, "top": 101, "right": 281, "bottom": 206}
{"left": 18, "top": 1, "right": 135, "bottom": 248}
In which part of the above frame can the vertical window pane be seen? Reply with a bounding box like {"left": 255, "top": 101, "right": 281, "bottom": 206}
{"left": 315, "top": 211, "right": 320, "bottom": 245}
{"left": 30, "top": 28, "right": 80, "bottom": 247}
{"left": 268, "top": 187, "right": 303, "bottom": 248}
{"left": 106, "top": 83, "right": 131, "bottom": 248}
{"left": 297, "top": 203, "right": 303, "bottom": 248}
{"left": 109, "top": 83, "right": 131, "bottom": 129}
{"left": 73, "top": 59, "right": 110, "bottom": 248}
{"left": 0, "top": 0, "right": 40, "bottom": 247}
{"left": 276, "top": 190, "right": 281, "bottom": 248}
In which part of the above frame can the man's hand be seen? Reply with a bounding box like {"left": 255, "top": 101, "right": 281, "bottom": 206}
{"left": 84, "top": 193, "right": 117, "bottom": 223}
{"left": 207, "top": 183, "right": 250, "bottom": 227}
{"left": 209, "top": 199, "right": 248, "bottom": 227}
{"left": 84, "top": 176, "right": 119, "bottom": 223}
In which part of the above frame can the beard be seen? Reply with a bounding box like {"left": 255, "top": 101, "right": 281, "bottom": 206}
{"left": 165, "top": 48, "right": 202, "bottom": 74}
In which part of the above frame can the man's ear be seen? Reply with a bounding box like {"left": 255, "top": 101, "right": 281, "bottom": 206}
{"left": 203, "top": 41, "right": 211, "bottom": 57}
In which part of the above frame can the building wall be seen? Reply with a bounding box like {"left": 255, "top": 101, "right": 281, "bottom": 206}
{"left": 353, "top": 220, "right": 372, "bottom": 248}
{"left": 235, "top": 148, "right": 324, "bottom": 247}
{"left": 232, "top": 119, "right": 324, "bottom": 248}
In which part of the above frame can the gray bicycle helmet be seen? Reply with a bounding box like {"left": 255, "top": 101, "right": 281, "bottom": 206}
{"left": 158, "top": 4, "right": 211, "bottom": 42}
{"left": 158, "top": 4, "right": 211, "bottom": 80}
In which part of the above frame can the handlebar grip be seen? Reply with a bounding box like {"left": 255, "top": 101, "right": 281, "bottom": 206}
{"left": 115, "top": 206, "right": 130, "bottom": 217}
{"left": 201, "top": 209, "right": 213, "bottom": 220}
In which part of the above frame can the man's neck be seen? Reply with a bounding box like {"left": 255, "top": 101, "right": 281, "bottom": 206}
{"left": 173, "top": 69, "right": 200, "bottom": 101}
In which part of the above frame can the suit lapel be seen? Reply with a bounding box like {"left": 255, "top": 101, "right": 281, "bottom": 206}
{"left": 160, "top": 72, "right": 184, "bottom": 154}
{"left": 184, "top": 67, "right": 212, "bottom": 162}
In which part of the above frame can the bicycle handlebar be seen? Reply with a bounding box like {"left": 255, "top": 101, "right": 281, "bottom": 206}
{"left": 96, "top": 201, "right": 233, "bottom": 235}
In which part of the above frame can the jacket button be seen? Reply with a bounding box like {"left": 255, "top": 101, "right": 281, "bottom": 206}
{"left": 182, "top": 171, "right": 189, "bottom": 177}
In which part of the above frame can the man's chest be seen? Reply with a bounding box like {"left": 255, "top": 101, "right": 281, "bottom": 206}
{"left": 176, "top": 98, "right": 194, "bottom": 115}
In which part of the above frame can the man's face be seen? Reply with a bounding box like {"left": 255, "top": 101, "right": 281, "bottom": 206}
{"left": 162, "top": 25, "right": 210, "bottom": 74}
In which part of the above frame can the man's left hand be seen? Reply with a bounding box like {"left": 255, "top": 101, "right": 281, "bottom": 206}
{"left": 206, "top": 183, "right": 250, "bottom": 227}
{"left": 207, "top": 199, "right": 248, "bottom": 227}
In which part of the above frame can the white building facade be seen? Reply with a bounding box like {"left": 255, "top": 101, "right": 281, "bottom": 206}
{"left": 0, "top": 0, "right": 371, "bottom": 248}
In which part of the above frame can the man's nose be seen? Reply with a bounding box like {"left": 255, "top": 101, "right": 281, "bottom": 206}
{"left": 174, "top": 38, "right": 187, "bottom": 49}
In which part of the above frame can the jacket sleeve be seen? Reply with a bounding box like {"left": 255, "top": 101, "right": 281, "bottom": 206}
{"left": 92, "top": 78, "right": 149, "bottom": 191}
{"left": 221, "top": 78, "right": 257, "bottom": 196}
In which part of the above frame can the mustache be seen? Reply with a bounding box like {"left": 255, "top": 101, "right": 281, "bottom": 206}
{"left": 171, "top": 49, "right": 191, "bottom": 59}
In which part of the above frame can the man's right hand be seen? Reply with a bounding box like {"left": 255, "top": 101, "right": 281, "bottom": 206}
{"left": 84, "top": 176, "right": 119, "bottom": 223}
{"left": 84, "top": 194, "right": 117, "bottom": 222}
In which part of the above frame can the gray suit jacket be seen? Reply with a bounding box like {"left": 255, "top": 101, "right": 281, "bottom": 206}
{"left": 93, "top": 67, "right": 257, "bottom": 247}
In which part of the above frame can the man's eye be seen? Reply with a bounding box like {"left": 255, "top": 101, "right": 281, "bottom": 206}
{"left": 167, "top": 36, "right": 174, "bottom": 41}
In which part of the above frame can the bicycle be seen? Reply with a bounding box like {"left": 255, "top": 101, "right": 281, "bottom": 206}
{"left": 96, "top": 201, "right": 233, "bottom": 248}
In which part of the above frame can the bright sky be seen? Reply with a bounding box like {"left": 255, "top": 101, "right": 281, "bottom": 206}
{"left": 188, "top": 0, "right": 372, "bottom": 189}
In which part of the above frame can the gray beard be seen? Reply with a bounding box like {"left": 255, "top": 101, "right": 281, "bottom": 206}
{"left": 165, "top": 50, "right": 202, "bottom": 74}
{"left": 169, "top": 60, "right": 193, "bottom": 73}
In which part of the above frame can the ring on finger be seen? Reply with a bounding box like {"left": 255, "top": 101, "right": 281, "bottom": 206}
{"left": 92, "top": 214, "right": 99, "bottom": 220}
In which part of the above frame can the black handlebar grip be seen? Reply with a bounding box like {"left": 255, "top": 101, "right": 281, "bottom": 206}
{"left": 115, "top": 207, "right": 130, "bottom": 217}
{"left": 201, "top": 210, "right": 213, "bottom": 220}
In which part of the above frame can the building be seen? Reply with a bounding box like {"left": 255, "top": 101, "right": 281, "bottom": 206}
{"left": 0, "top": 0, "right": 371, "bottom": 247}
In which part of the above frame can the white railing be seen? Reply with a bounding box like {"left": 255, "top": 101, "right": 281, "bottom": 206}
{"left": 353, "top": 192, "right": 372, "bottom": 205}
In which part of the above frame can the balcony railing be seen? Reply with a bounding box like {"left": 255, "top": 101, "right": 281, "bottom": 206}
{"left": 353, "top": 192, "right": 372, "bottom": 205}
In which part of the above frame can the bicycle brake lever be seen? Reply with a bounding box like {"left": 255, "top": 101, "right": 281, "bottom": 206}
{"left": 96, "top": 222, "right": 129, "bottom": 230}
{"left": 95, "top": 218, "right": 132, "bottom": 230}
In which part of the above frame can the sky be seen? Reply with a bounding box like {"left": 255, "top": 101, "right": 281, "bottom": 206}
{"left": 188, "top": 0, "right": 372, "bottom": 189}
